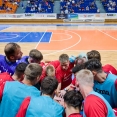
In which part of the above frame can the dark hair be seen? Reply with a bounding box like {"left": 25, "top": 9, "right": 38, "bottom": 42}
{"left": 41, "top": 76, "right": 58, "bottom": 95}
{"left": 29, "top": 49, "right": 43, "bottom": 62}
{"left": 87, "top": 50, "right": 101, "bottom": 61}
{"left": 72, "top": 64, "right": 85, "bottom": 74}
{"left": 64, "top": 90, "right": 83, "bottom": 109}
{"left": 15, "top": 62, "right": 28, "bottom": 77}
{"left": 4, "top": 43, "right": 20, "bottom": 59}
{"left": 85, "top": 59, "right": 102, "bottom": 72}
{"left": 24, "top": 63, "right": 42, "bottom": 81}
{"left": 59, "top": 54, "right": 69, "bottom": 63}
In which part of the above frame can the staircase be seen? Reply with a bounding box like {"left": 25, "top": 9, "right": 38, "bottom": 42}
{"left": 95, "top": 0, "right": 106, "bottom": 13}
{"left": 53, "top": 0, "right": 60, "bottom": 13}
{"left": 16, "top": 0, "right": 27, "bottom": 13}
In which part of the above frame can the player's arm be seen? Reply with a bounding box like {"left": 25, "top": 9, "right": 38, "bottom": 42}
{"left": 0, "top": 83, "right": 5, "bottom": 101}
{"left": 49, "top": 60, "right": 60, "bottom": 69}
{"left": 84, "top": 95, "right": 108, "bottom": 117}
{"left": 55, "top": 69, "right": 63, "bottom": 96}
{"left": 16, "top": 97, "right": 31, "bottom": 117}
{"left": 56, "top": 83, "right": 62, "bottom": 96}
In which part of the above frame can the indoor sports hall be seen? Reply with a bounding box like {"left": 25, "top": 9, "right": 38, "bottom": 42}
{"left": 0, "top": 23, "right": 117, "bottom": 67}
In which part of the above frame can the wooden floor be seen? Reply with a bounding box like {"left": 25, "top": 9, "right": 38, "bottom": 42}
{"left": 0, "top": 24, "right": 117, "bottom": 68}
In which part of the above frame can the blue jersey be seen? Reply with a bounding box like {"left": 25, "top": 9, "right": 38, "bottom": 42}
{"left": 18, "top": 56, "right": 29, "bottom": 64}
{"left": 93, "top": 73, "right": 117, "bottom": 108}
{"left": 0, "top": 55, "right": 19, "bottom": 75}
{"left": 26, "top": 96, "right": 64, "bottom": 117}
{"left": 0, "top": 81, "right": 41, "bottom": 117}
{"left": 83, "top": 91, "right": 115, "bottom": 117}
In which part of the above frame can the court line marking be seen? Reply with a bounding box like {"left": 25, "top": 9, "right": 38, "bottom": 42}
{"left": 0, "top": 34, "right": 19, "bottom": 40}
{"left": 35, "top": 30, "right": 47, "bottom": 49}
{"left": 43, "top": 30, "right": 81, "bottom": 56}
{"left": 18, "top": 32, "right": 31, "bottom": 42}
{"left": 0, "top": 26, "right": 12, "bottom": 32}
{"left": 52, "top": 33, "right": 72, "bottom": 41}
{"left": 98, "top": 29, "right": 117, "bottom": 41}
{"left": 49, "top": 32, "right": 53, "bottom": 43}
{"left": 41, "top": 50, "right": 117, "bottom": 51}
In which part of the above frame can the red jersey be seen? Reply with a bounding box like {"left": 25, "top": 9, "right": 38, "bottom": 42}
{"left": 113, "top": 108, "right": 117, "bottom": 116}
{"left": 68, "top": 113, "right": 82, "bottom": 117}
{"left": 40, "top": 60, "right": 74, "bottom": 89}
{"left": 40, "top": 62, "right": 46, "bottom": 68}
{"left": 84, "top": 95, "right": 108, "bottom": 117}
{"left": 16, "top": 97, "right": 30, "bottom": 117}
{"left": 103, "top": 64, "right": 117, "bottom": 75}
{"left": 55, "top": 61, "right": 74, "bottom": 89}
{"left": 39, "top": 60, "right": 60, "bottom": 82}
{"left": 0, "top": 72, "right": 14, "bottom": 85}
{"left": 72, "top": 77, "right": 76, "bottom": 86}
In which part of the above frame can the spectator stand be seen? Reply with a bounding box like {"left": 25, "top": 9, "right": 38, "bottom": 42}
{"left": 101, "top": 0, "right": 117, "bottom": 13}
{"left": 25, "top": 0, "right": 54, "bottom": 13}
{"left": 60, "top": 0, "right": 97, "bottom": 14}
{"left": 0, "top": 0, "right": 20, "bottom": 13}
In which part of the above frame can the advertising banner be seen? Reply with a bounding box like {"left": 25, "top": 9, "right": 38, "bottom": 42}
{"left": 57, "top": 14, "right": 68, "bottom": 19}
{"left": 106, "top": 13, "right": 117, "bottom": 19}
{"left": 63, "top": 19, "right": 105, "bottom": 23}
{"left": 68, "top": 14, "right": 78, "bottom": 20}
{"left": 78, "top": 14, "right": 95, "bottom": 19}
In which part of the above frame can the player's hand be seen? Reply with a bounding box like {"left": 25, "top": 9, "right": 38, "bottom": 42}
{"left": 59, "top": 90, "right": 66, "bottom": 98}
{"left": 54, "top": 96, "right": 64, "bottom": 107}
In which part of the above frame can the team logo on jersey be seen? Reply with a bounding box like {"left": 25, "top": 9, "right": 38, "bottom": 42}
{"left": 95, "top": 88, "right": 110, "bottom": 95}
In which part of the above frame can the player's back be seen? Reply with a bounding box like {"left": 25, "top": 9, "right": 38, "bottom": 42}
{"left": 0, "top": 72, "right": 13, "bottom": 85}
{"left": 103, "top": 64, "right": 117, "bottom": 75}
{"left": 26, "top": 95, "right": 64, "bottom": 117}
{"left": 0, "top": 81, "right": 41, "bottom": 117}
{"left": 93, "top": 73, "right": 117, "bottom": 108}
{"left": 84, "top": 91, "right": 115, "bottom": 117}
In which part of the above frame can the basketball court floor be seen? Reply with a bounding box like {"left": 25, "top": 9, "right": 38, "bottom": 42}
{"left": 0, "top": 23, "right": 117, "bottom": 67}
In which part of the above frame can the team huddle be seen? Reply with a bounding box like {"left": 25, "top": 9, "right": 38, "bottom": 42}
{"left": 0, "top": 42, "right": 117, "bottom": 117}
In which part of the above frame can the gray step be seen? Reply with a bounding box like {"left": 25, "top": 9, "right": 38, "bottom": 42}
{"left": 95, "top": 0, "right": 106, "bottom": 13}
{"left": 16, "top": 0, "right": 27, "bottom": 13}
{"left": 53, "top": 1, "right": 60, "bottom": 13}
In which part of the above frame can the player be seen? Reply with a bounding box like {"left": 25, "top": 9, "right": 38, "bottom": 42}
{"left": 16, "top": 76, "right": 64, "bottom": 117}
{"left": 52, "top": 54, "right": 75, "bottom": 95}
{"left": 0, "top": 63, "right": 42, "bottom": 117}
{"left": 0, "top": 62, "right": 27, "bottom": 85}
{"left": 64, "top": 64, "right": 85, "bottom": 92}
{"left": 76, "top": 69, "right": 115, "bottom": 117}
{"left": 64, "top": 90, "right": 83, "bottom": 117}
{"left": 85, "top": 59, "right": 117, "bottom": 108}
{"left": 19, "top": 49, "right": 44, "bottom": 67}
{"left": 87, "top": 50, "right": 117, "bottom": 75}
{"left": 39, "top": 54, "right": 75, "bottom": 95}
{"left": 0, "top": 43, "right": 23, "bottom": 75}
{"left": 19, "top": 49, "right": 45, "bottom": 90}
{"left": 45, "top": 65, "right": 55, "bottom": 77}
{"left": 69, "top": 52, "right": 87, "bottom": 65}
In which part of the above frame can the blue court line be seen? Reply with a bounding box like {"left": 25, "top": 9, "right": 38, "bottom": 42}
{"left": 0, "top": 32, "right": 51, "bottom": 43}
